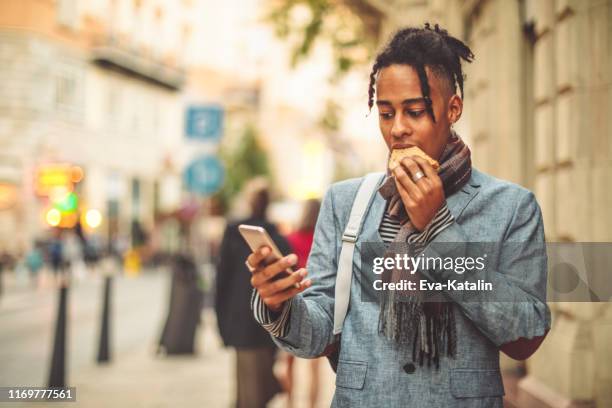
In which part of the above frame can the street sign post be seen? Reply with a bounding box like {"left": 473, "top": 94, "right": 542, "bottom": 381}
{"left": 185, "top": 105, "right": 223, "bottom": 142}
{"left": 183, "top": 155, "right": 224, "bottom": 197}
{"left": 183, "top": 105, "right": 224, "bottom": 273}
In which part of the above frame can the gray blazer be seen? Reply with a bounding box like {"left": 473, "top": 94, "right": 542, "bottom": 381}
{"left": 272, "top": 167, "right": 551, "bottom": 407}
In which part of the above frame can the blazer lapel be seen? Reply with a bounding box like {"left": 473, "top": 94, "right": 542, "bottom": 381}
{"left": 359, "top": 190, "right": 388, "bottom": 259}
{"left": 446, "top": 172, "right": 481, "bottom": 220}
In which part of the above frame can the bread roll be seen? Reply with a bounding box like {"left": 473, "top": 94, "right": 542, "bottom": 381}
{"left": 388, "top": 147, "right": 440, "bottom": 171}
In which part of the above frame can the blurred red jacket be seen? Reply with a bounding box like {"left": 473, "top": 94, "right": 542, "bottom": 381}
{"left": 286, "top": 229, "right": 315, "bottom": 269}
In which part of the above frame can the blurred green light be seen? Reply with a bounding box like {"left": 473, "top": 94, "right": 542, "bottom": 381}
{"left": 54, "top": 192, "right": 78, "bottom": 212}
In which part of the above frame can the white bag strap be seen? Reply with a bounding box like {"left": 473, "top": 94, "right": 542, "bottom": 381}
{"left": 333, "top": 172, "right": 384, "bottom": 335}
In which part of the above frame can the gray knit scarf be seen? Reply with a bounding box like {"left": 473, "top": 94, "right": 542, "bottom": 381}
{"left": 377, "top": 131, "right": 472, "bottom": 369}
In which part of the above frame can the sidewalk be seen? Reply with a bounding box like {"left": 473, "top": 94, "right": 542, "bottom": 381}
{"left": 16, "top": 309, "right": 335, "bottom": 408}
{"left": 0, "top": 267, "right": 336, "bottom": 408}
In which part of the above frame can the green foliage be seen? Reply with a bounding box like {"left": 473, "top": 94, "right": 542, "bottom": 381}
{"left": 266, "top": 0, "right": 377, "bottom": 77}
{"left": 215, "top": 125, "right": 271, "bottom": 213}
{"left": 318, "top": 99, "right": 341, "bottom": 132}
{"left": 264, "top": 1, "right": 381, "bottom": 183}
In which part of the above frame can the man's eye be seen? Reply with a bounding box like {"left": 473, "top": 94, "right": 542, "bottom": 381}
{"left": 406, "top": 110, "right": 425, "bottom": 118}
{"left": 379, "top": 112, "right": 393, "bottom": 119}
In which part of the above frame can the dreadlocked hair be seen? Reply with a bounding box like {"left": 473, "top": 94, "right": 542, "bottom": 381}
{"left": 367, "top": 23, "right": 474, "bottom": 123}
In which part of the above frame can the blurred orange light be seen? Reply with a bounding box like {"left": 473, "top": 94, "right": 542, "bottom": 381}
{"left": 46, "top": 208, "right": 61, "bottom": 226}
{"left": 71, "top": 166, "right": 84, "bottom": 183}
{"left": 0, "top": 183, "right": 18, "bottom": 210}
{"left": 59, "top": 212, "right": 78, "bottom": 228}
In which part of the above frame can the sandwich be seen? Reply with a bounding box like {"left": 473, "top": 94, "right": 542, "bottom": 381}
{"left": 388, "top": 146, "right": 440, "bottom": 172}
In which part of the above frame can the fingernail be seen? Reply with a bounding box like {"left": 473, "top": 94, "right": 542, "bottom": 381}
{"left": 299, "top": 269, "right": 307, "bottom": 277}
{"left": 286, "top": 254, "right": 297, "bottom": 264}
{"left": 261, "top": 247, "right": 270, "bottom": 256}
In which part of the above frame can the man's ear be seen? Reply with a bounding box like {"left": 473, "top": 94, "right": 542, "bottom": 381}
{"left": 448, "top": 94, "right": 463, "bottom": 125}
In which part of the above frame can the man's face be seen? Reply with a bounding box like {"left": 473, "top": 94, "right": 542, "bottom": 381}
{"left": 376, "top": 64, "right": 461, "bottom": 161}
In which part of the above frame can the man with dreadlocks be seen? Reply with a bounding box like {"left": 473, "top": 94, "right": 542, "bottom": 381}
{"left": 246, "top": 24, "right": 550, "bottom": 407}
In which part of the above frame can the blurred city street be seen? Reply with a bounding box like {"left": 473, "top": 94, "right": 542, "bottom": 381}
{"left": 0, "top": 268, "right": 335, "bottom": 407}
{"left": 1, "top": 0, "right": 611, "bottom": 406}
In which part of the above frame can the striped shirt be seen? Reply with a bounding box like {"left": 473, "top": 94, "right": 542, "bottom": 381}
{"left": 379, "top": 211, "right": 402, "bottom": 243}
{"left": 251, "top": 202, "right": 455, "bottom": 338}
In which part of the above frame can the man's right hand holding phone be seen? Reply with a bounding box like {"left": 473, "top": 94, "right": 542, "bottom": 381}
{"left": 247, "top": 246, "right": 312, "bottom": 312}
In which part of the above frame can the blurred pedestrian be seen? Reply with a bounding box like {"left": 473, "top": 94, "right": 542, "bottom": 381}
{"left": 49, "top": 229, "right": 64, "bottom": 276}
{"left": 25, "top": 242, "right": 44, "bottom": 285}
{"left": 64, "top": 231, "right": 85, "bottom": 280}
{"left": 0, "top": 251, "right": 12, "bottom": 297}
{"left": 215, "top": 178, "right": 288, "bottom": 408}
{"left": 283, "top": 199, "right": 321, "bottom": 408}
{"left": 83, "top": 235, "right": 101, "bottom": 270}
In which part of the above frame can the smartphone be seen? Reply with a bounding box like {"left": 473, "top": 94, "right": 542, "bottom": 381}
{"left": 238, "top": 224, "right": 295, "bottom": 280}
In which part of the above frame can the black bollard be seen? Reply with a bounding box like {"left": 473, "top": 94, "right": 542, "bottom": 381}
{"left": 48, "top": 284, "right": 68, "bottom": 387}
{"left": 97, "top": 276, "right": 112, "bottom": 363}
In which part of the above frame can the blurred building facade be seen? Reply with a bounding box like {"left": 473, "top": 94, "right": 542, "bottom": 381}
{"left": 0, "top": 0, "right": 376, "bottom": 255}
{"left": 0, "top": 0, "right": 230, "bottom": 255}
{"left": 349, "top": 0, "right": 612, "bottom": 406}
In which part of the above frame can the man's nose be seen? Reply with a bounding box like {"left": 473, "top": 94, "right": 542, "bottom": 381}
{"left": 390, "top": 114, "right": 411, "bottom": 139}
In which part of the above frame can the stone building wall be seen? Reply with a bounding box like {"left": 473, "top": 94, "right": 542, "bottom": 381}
{"left": 357, "top": 0, "right": 612, "bottom": 405}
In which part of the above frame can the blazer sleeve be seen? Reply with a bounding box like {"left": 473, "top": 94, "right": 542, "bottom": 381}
{"left": 419, "top": 190, "right": 551, "bottom": 347}
{"left": 268, "top": 186, "right": 341, "bottom": 358}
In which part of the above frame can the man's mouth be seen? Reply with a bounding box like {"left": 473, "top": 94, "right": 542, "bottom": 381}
{"left": 391, "top": 143, "right": 416, "bottom": 150}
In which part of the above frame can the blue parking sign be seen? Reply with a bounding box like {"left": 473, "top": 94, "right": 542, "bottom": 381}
{"left": 186, "top": 105, "right": 223, "bottom": 141}
{"left": 184, "top": 156, "right": 224, "bottom": 196}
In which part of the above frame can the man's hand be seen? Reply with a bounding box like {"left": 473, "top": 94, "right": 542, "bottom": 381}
{"left": 392, "top": 155, "right": 445, "bottom": 231}
{"left": 247, "top": 246, "right": 312, "bottom": 312}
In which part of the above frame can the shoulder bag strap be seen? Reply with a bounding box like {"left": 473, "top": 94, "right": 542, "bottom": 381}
{"left": 333, "top": 172, "right": 384, "bottom": 335}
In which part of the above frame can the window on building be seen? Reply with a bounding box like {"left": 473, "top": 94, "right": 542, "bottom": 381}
{"left": 55, "top": 74, "right": 76, "bottom": 108}
{"left": 54, "top": 67, "right": 82, "bottom": 115}
{"left": 106, "top": 86, "right": 119, "bottom": 129}
{"left": 57, "top": 0, "right": 79, "bottom": 29}
{"left": 181, "top": 24, "right": 193, "bottom": 65}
